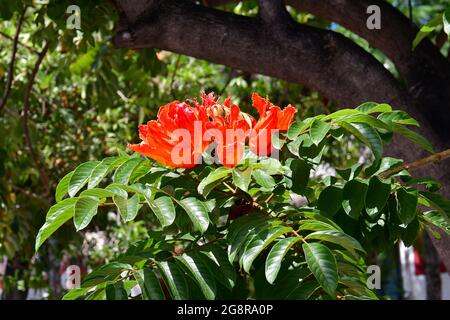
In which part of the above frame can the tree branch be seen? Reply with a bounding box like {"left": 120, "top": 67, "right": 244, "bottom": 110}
{"left": 287, "top": 0, "right": 450, "bottom": 145}
{"left": 0, "top": 7, "right": 27, "bottom": 113}
{"left": 114, "top": 0, "right": 410, "bottom": 110}
{"left": 22, "top": 42, "right": 50, "bottom": 194}
{"left": 0, "top": 31, "right": 38, "bottom": 54}
{"left": 380, "top": 149, "right": 450, "bottom": 179}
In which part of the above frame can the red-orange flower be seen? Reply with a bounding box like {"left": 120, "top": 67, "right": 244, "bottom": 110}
{"left": 249, "top": 93, "right": 297, "bottom": 156}
{"left": 128, "top": 100, "right": 209, "bottom": 168}
{"left": 200, "top": 93, "right": 255, "bottom": 168}
{"left": 128, "top": 92, "right": 298, "bottom": 169}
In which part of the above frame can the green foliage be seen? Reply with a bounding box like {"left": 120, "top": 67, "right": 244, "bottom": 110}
{"left": 413, "top": 3, "right": 450, "bottom": 49}
{"left": 36, "top": 101, "right": 450, "bottom": 300}
{"left": 2, "top": 0, "right": 449, "bottom": 300}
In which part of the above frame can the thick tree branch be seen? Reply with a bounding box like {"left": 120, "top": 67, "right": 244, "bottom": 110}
{"left": 114, "top": 0, "right": 410, "bottom": 109}
{"left": 287, "top": 0, "right": 450, "bottom": 145}
{"left": 22, "top": 42, "right": 50, "bottom": 194}
{"left": 0, "top": 7, "right": 27, "bottom": 113}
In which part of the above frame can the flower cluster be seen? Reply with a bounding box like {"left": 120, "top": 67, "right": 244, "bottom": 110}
{"left": 128, "top": 93, "right": 297, "bottom": 168}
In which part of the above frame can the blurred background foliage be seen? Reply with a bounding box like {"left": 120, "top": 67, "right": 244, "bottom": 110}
{"left": 0, "top": 0, "right": 448, "bottom": 298}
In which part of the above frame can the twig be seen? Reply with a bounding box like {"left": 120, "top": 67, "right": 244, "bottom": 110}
{"left": 22, "top": 42, "right": 50, "bottom": 194}
{"left": 0, "top": 31, "right": 38, "bottom": 54}
{"left": 0, "top": 7, "right": 28, "bottom": 112}
{"left": 291, "top": 229, "right": 307, "bottom": 243}
{"left": 379, "top": 148, "right": 450, "bottom": 179}
{"left": 408, "top": 0, "right": 413, "bottom": 25}
{"left": 223, "top": 181, "right": 236, "bottom": 193}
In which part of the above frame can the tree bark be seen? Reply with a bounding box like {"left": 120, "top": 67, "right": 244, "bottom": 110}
{"left": 423, "top": 232, "right": 442, "bottom": 300}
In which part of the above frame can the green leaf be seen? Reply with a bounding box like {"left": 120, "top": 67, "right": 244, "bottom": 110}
{"left": 113, "top": 157, "right": 142, "bottom": 185}
{"left": 157, "top": 261, "right": 189, "bottom": 300}
{"left": 444, "top": 6, "right": 450, "bottom": 36}
{"left": 74, "top": 196, "right": 100, "bottom": 231}
{"left": 339, "top": 114, "right": 390, "bottom": 131}
{"left": 106, "top": 183, "right": 128, "bottom": 198}
{"left": 322, "top": 109, "right": 361, "bottom": 121}
{"left": 298, "top": 220, "right": 338, "bottom": 232}
{"left": 374, "top": 157, "right": 404, "bottom": 176}
{"left": 148, "top": 196, "right": 176, "bottom": 227}
{"left": 82, "top": 262, "right": 132, "bottom": 287}
{"left": 242, "top": 226, "right": 293, "bottom": 273}
{"left": 36, "top": 205, "right": 74, "bottom": 252}
{"left": 198, "top": 167, "right": 232, "bottom": 197}
{"left": 340, "top": 121, "right": 382, "bottom": 161}
{"left": 265, "top": 236, "right": 302, "bottom": 284}
{"left": 133, "top": 269, "right": 165, "bottom": 300}
{"left": 420, "top": 191, "right": 450, "bottom": 218}
{"left": 413, "top": 13, "right": 442, "bottom": 48}
{"left": 252, "top": 169, "right": 276, "bottom": 189}
{"left": 287, "top": 121, "right": 305, "bottom": 140}
{"left": 106, "top": 283, "right": 128, "bottom": 300}
{"left": 304, "top": 230, "right": 366, "bottom": 254}
{"left": 300, "top": 211, "right": 344, "bottom": 232}
{"left": 365, "top": 176, "right": 391, "bottom": 218}
{"left": 289, "top": 159, "right": 310, "bottom": 194}
{"left": 272, "top": 131, "right": 285, "bottom": 150}
{"left": 85, "top": 288, "right": 106, "bottom": 300}
{"left": 62, "top": 287, "right": 90, "bottom": 300}
{"left": 68, "top": 161, "right": 100, "bottom": 197}
{"left": 356, "top": 102, "right": 392, "bottom": 114}
{"left": 45, "top": 197, "right": 78, "bottom": 219}
{"left": 257, "top": 266, "right": 316, "bottom": 299}
{"left": 405, "top": 176, "right": 441, "bottom": 192}
{"left": 302, "top": 242, "right": 338, "bottom": 298}
{"left": 352, "top": 123, "right": 383, "bottom": 161}
{"left": 55, "top": 171, "right": 73, "bottom": 202}
{"left": 378, "top": 111, "right": 419, "bottom": 127}
{"left": 232, "top": 166, "right": 253, "bottom": 192}
{"left": 310, "top": 119, "right": 331, "bottom": 145}
{"left": 176, "top": 252, "right": 216, "bottom": 300}
{"left": 336, "top": 163, "right": 364, "bottom": 181}
{"left": 129, "top": 161, "right": 152, "bottom": 183}
{"left": 423, "top": 211, "right": 450, "bottom": 235}
{"left": 88, "top": 157, "right": 125, "bottom": 189}
{"left": 227, "top": 214, "right": 268, "bottom": 263}
{"left": 200, "top": 244, "right": 236, "bottom": 290}
{"left": 113, "top": 193, "right": 141, "bottom": 222}
{"left": 401, "top": 217, "right": 420, "bottom": 246}
{"left": 393, "top": 124, "right": 434, "bottom": 153}
{"left": 287, "top": 134, "right": 305, "bottom": 157}
{"left": 396, "top": 187, "right": 418, "bottom": 225}
{"left": 317, "top": 186, "right": 343, "bottom": 218}
{"left": 178, "top": 197, "right": 210, "bottom": 233}
{"left": 343, "top": 180, "right": 368, "bottom": 219}
{"left": 80, "top": 188, "right": 115, "bottom": 198}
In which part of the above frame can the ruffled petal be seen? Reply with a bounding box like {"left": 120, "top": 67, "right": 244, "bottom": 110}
{"left": 277, "top": 105, "right": 297, "bottom": 130}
